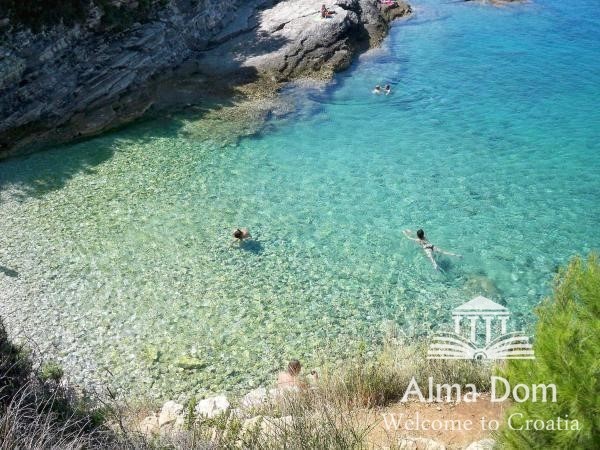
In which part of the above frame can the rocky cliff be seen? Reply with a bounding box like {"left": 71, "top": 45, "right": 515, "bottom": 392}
{"left": 0, "top": 0, "right": 411, "bottom": 159}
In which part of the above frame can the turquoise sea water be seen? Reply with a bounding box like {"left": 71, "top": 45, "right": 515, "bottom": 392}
{"left": 1, "top": 0, "right": 599, "bottom": 398}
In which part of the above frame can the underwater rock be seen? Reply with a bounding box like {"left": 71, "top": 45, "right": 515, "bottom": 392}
{"left": 175, "top": 356, "right": 205, "bottom": 370}
{"left": 465, "top": 274, "right": 501, "bottom": 299}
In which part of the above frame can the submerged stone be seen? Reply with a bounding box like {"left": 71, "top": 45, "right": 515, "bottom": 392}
{"left": 176, "top": 356, "right": 205, "bottom": 370}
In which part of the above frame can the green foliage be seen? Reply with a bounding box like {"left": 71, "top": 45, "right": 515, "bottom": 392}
{"left": 1, "top": 0, "right": 169, "bottom": 34}
{"left": 185, "top": 396, "right": 197, "bottom": 430}
{"left": 0, "top": 319, "right": 32, "bottom": 400}
{"left": 497, "top": 254, "right": 600, "bottom": 449}
{"left": 96, "top": 0, "right": 163, "bottom": 32}
{"left": 0, "top": 318, "right": 117, "bottom": 447}
{"left": 39, "top": 360, "right": 64, "bottom": 382}
{"left": 1, "top": 0, "right": 89, "bottom": 32}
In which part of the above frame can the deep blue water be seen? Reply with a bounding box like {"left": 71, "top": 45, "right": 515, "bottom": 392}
{"left": 0, "top": 0, "right": 598, "bottom": 396}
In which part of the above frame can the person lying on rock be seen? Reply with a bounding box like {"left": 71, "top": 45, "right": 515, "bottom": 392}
{"left": 321, "top": 4, "right": 335, "bottom": 18}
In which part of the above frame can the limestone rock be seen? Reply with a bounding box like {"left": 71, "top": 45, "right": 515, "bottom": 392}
{"left": 241, "top": 415, "right": 264, "bottom": 436}
{"left": 398, "top": 437, "right": 446, "bottom": 450}
{"left": 158, "top": 400, "right": 184, "bottom": 428}
{"left": 242, "top": 386, "right": 268, "bottom": 408}
{"left": 138, "top": 413, "right": 159, "bottom": 435}
{"left": 261, "top": 415, "right": 294, "bottom": 437}
{"left": 195, "top": 394, "right": 231, "bottom": 419}
{"left": 465, "top": 439, "right": 496, "bottom": 450}
{"left": 380, "top": 1, "right": 412, "bottom": 23}
{"left": 0, "top": 0, "right": 411, "bottom": 158}
{"left": 175, "top": 356, "right": 205, "bottom": 370}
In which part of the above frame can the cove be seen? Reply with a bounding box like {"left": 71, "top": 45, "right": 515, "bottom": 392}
{"left": 0, "top": 0, "right": 598, "bottom": 399}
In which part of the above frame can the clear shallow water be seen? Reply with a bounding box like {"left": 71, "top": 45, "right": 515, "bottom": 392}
{"left": 1, "top": 0, "right": 599, "bottom": 399}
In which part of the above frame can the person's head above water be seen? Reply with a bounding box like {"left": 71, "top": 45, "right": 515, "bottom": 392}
{"left": 287, "top": 359, "right": 301, "bottom": 376}
{"left": 375, "top": 85, "right": 381, "bottom": 89}
{"left": 385, "top": 84, "right": 390, "bottom": 90}
{"left": 233, "top": 228, "right": 251, "bottom": 240}
{"left": 416, "top": 229, "right": 425, "bottom": 240}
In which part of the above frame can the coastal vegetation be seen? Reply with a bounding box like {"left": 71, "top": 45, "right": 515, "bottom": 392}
{"left": 496, "top": 254, "right": 600, "bottom": 449}
{"left": 0, "top": 319, "right": 113, "bottom": 448}
{"left": 2, "top": 255, "right": 598, "bottom": 447}
{"left": 0, "top": 0, "right": 166, "bottom": 33}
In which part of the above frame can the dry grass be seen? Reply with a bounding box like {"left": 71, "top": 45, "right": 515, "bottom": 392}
{"left": 122, "top": 338, "right": 494, "bottom": 449}
{"left": 1, "top": 315, "right": 494, "bottom": 449}
{"left": 318, "top": 339, "right": 493, "bottom": 408}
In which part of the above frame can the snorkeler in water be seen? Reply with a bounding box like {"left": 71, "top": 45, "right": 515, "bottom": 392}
{"left": 403, "top": 228, "right": 461, "bottom": 270}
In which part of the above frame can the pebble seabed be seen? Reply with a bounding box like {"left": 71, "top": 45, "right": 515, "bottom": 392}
{"left": 1, "top": 0, "right": 599, "bottom": 401}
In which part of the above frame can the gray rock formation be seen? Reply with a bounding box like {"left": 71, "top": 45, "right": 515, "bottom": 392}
{"left": 0, "top": 0, "right": 410, "bottom": 159}
{"left": 195, "top": 394, "right": 230, "bottom": 418}
{"left": 465, "top": 439, "right": 496, "bottom": 450}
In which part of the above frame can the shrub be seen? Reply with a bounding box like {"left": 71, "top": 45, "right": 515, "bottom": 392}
{"left": 0, "top": 319, "right": 115, "bottom": 449}
{"left": 39, "top": 360, "right": 64, "bottom": 382}
{"left": 0, "top": 0, "right": 169, "bottom": 34}
{"left": 496, "top": 254, "right": 600, "bottom": 449}
{"left": 0, "top": 0, "right": 89, "bottom": 32}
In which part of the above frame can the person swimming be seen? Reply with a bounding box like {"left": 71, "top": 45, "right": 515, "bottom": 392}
{"left": 373, "top": 85, "right": 382, "bottom": 94}
{"left": 403, "top": 228, "right": 461, "bottom": 270}
{"left": 232, "top": 228, "right": 251, "bottom": 244}
{"left": 384, "top": 84, "right": 391, "bottom": 95}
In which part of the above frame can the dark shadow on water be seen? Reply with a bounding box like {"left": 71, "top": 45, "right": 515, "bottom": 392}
{"left": 0, "top": 21, "right": 293, "bottom": 201}
{"left": 238, "top": 240, "right": 263, "bottom": 254}
{"left": 0, "top": 265, "right": 19, "bottom": 277}
{"left": 0, "top": 118, "right": 175, "bottom": 203}
{"left": 0, "top": 84, "right": 248, "bottom": 203}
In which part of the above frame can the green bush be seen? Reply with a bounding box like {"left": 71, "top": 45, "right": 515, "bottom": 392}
{"left": 1, "top": 0, "right": 168, "bottom": 34}
{"left": 1, "top": 0, "right": 89, "bottom": 32}
{"left": 496, "top": 254, "right": 600, "bottom": 449}
{"left": 0, "top": 318, "right": 116, "bottom": 448}
{"left": 39, "top": 360, "right": 64, "bottom": 382}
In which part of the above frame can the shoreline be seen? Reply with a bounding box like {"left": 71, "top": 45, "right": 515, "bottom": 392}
{"left": 0, "top": 0, "right": 411, "bottom": 160}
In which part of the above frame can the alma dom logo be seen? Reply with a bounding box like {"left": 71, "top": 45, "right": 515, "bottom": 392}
{"left": 427, "top": 296, "right": 534, "bottom": 360}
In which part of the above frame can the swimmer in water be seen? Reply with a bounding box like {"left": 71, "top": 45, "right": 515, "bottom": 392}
{"left": 384, "top": 84, "right": 391, "bottom": 95}
{"left": 232, "top": 228, "right": 251, "bottom": 245}
{"left": 403, "top": 228, "right": 461, "bottom": 270}
{"left": 373, "top": 85, "right": 382, "bottom": 95}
